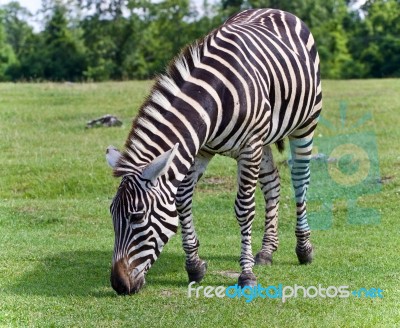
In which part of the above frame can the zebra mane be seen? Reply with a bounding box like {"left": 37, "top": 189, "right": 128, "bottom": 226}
{"left": 113, "top": 38, "right": 207, "bottom": 177}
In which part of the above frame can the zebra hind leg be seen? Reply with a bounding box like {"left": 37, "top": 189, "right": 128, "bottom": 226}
{"left": 255, "top": 145, "right": 280, "bottom": 266}
{"left": 177, "top": 152, "right": 213, "bottom": 283}
{"left": 289, "top": 135, "right": 315, "bottom": 264}
{"left": 235, "top": 141, "right": 263, "bottom": 287}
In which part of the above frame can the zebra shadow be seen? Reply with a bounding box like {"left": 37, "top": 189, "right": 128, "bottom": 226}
{"left": 6, "top": 250, "right": 244, "bottom": 296}
{"left": 5, "top": 250, "right": 200, "bottom": 297}
{"left": 148, "top": 252, "right": 243, "bottom": 288}
{"left": 5, "top": 250, "right": 115, "bottom": 297}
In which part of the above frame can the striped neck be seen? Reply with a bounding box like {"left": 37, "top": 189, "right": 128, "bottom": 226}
{"left": 115, "top": 41, "right": 217, "bottom": 186}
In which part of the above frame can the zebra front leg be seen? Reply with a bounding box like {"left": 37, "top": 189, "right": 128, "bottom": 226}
{"left": 255, "top": 145, "right": 280, "bottom": 265}
{"left": 235, "top": 142, "right": 263, "bottom": 287}
{"left": 289, "top": 135, "right": 314, "bottom": 264}
{"left": 177, "top": 152, "right": 213, "bottom": 283}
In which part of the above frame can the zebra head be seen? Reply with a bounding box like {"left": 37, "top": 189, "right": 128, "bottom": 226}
{"left": 106, "top": 144, "right": 180, "bottom": 295}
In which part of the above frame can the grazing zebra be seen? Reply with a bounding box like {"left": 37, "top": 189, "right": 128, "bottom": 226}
{"left": 106, "top": 8, "right": 322, "bottom": 295}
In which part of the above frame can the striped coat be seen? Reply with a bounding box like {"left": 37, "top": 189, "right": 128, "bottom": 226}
{"left": 107, "top": 8, "right": 322, "bottom": 295}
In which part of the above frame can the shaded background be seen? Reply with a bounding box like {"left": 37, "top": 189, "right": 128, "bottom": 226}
{"left": 0, "top": 0, "right": 399, "bottom": 81}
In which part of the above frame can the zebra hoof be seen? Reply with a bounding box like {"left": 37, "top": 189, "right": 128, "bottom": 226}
{"left": 296, "top": 246, "right": 314, "bottom": 264}
{"left": 255, "top": 251, "right": 273, "bottom": 265}
{"left": 238, "top": 272, "right": 257, "bottom": 287}
{"left": 186, "top": 260, "right": 208, "bottom": 283}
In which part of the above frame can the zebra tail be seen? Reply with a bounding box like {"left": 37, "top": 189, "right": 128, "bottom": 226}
{"left": 275, "top": 140, "right": 285, "bottom": 153}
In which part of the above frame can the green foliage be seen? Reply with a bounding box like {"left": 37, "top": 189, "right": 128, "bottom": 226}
{"left": 1, "top": 1, "right": 33, "bottom": 56}
{"left": 41, "top": 3, "right": 87, "bottom": 81}
{"left": 0, "top": 0, "right": 399, "bottom": 80}
{"left": 0, "top": 10, "right": 17, "bottom": 81}
{"left": 81, "top": 16, "right": 123, "bottom": 81}
{"left": 10, "top": 33, "right": 47, "bottom": 80}
{"left": 353, "top": 0, "right": 400, "bottom": 77}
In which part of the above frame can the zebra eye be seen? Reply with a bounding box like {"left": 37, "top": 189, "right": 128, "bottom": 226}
{"left": 128, "top": 211, "right": 145, "bottom": 224}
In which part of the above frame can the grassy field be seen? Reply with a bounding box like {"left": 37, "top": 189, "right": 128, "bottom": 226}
{"left": 0, "top": 80, "right": 399, "bottom": 327}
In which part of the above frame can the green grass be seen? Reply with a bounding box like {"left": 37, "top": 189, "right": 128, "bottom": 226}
{"left": 1, "top": 80, "right": 399, "bottom": 327}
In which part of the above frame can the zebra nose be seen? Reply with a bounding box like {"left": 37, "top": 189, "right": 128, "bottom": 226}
{"left": 110, "top": 259, "right": 132, "bottom": 295}
{"left": 110, "top": 258, "right": 145, "bottom": 295}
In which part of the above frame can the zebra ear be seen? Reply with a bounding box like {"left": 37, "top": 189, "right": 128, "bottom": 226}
{"left": 142, "top": 143, "right": 179, "bottom": 183}
{"left": 106, "top": 146, "right": 121, "bottom": 168}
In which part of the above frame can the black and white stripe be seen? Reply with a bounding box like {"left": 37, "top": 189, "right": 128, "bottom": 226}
{"left": 107, "top": 8, "right": 322, "bottom": 294}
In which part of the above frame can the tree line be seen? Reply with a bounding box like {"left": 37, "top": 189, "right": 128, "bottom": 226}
{"left": 0, "top": 0, "right": 399, "bottom": 81}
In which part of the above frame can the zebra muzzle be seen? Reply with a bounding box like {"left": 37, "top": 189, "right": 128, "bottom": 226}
{"left": 110, "top": 258, "right": 146, "bottom": 295}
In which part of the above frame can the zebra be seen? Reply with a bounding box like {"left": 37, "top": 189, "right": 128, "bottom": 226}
{"left": 106, "top": 8, "right": 322, "bottom": 295}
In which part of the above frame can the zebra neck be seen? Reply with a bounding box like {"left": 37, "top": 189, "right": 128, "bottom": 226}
{"left": 121, "top": 41, "right": 226, "bottom": 186}
{"left": 124, "top": 92, "right": 214, "bottom": 187}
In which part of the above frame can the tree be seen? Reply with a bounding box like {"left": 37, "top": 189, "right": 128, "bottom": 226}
{"left": 80, "top": 0, "right": 207, "bottom": 80}
{"left": 80, "top": 15, "right": 117, "bottom": 81}
{"left": 41, "top": 1, "right": 87, "bottom": 81}
{"left": 2, "top": 0, "right": 398, "bottom": 80}
{"left": 350, "top": 0, "right": 400, "bottom": 77}
{"left": 80, "top": 1, "right": 149, "bottom": 80}
{"left": 141, "top": 0, "right": 196, "bottom": 75}
{"left": 0, "top": 10, "right": 17, "bottom": 81}
{"left": 2, "top": 2, "right": 34, "bottom": 56}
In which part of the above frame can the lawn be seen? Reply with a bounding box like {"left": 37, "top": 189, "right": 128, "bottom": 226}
{"left": 0, "top": 80, "right": 399, "bottom": 327}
